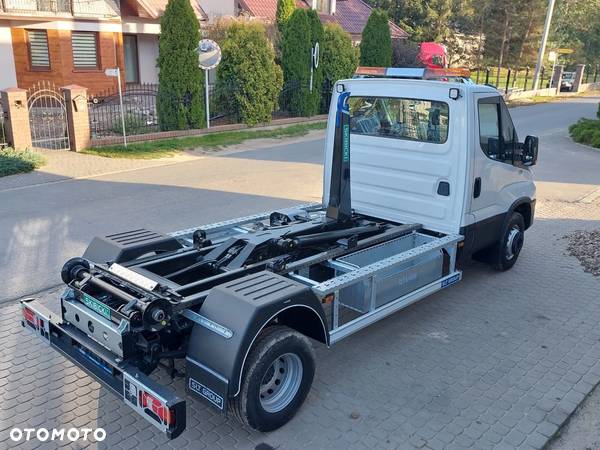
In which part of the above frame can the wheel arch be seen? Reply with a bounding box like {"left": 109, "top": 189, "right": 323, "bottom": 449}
{"left": 507, "top": 197, "right": 535, "bottom": 230}
{"left": 185, "top": 272, "right": 328, "bottom": 410}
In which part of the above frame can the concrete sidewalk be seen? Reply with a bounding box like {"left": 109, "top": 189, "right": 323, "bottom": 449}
{"left": 0, "top": 129, "right": 327, "bottom": 192}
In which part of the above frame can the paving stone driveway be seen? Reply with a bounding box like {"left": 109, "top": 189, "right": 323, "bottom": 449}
{"left": 1, "top": 199, "right": 599, "bottom": 450}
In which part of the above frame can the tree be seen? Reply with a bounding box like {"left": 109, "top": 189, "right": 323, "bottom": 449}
{"left": 214, "top": 22, "right": 283, "bottom": 126}
{"left": 276, "top": 0, "right": 296, "bottom": 32}
{"left": 322, "top": 24, "right": 359, "bottom": 83}
{"left": 370, "top": 0, "right": 451, "bottom": 42}
{"left": 552, "top": 0, "right": 600, "bottom": 64}
{"left": 391, "top": 38, "right": 420, "bottom": 66}
{"left": 306, "top": 9, "right": 325, "bottom": 115}
{"left": 360, "top": 9, "right": 392, "bottom": 67}
{"left": 281, "top": 9, "right": 313, "bottom": 116}
{"left": 156, "top": 0, "right": 204, "bottom": 131}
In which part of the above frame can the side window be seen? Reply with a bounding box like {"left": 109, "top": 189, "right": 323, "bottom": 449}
{"left": 478, "top": 98, "right": 515, "bottom": 164}
{"left": 500, "top": 99, "right": 518, "bottom": 156}
{"left": 478, "top": 102, "right": 500, "bottom": 158}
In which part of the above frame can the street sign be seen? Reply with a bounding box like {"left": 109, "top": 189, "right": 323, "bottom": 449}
{"left": 197, "top": 39, "right": 222, "bottom": 70}
{"left": 105, "top": 68, "right": 119, "bottom": 77}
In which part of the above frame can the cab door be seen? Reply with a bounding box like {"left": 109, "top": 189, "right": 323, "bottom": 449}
{"left": 469, "top": 94, "right": 522, "bottom": 251}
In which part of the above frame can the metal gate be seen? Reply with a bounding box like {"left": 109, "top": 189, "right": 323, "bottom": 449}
{"left": 28, "top": 81, "right": 70, "bottom": 150}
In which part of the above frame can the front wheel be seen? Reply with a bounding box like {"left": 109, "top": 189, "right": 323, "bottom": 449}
{"left": 231, "top": 325, "right": 316, "bottom": 431}
{"left": 492, "top": 212, "right": 525, "bottom": 271}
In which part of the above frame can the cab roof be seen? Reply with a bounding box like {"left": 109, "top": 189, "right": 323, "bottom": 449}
{"left": 338, "top": 76, "right": 501, "bottom": 96}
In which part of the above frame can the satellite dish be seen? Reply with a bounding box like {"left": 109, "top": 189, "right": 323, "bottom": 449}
{"left": 197, "top": 39, "right": 222, "bottom": 70}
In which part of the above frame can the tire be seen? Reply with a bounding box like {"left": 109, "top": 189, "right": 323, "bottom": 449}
{"left": 231, "top": 325, "right": 316, "bottom": 432}
{"left": 490, "top": 212, "right": 525, "bottom": 271}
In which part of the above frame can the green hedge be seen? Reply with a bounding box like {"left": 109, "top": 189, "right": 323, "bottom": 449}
{"left": 156, "top": 0, "right": 205, "bottom": 131}
{"left": 569, "top": 110, "right": 600, "bottom": 149}
{"left": 360, "top": 9, "right": 392, "bottom": 67}
{"left": 322, "top": 23, "right": 359, "bottom": 84}
{"left": 215, "top": 22, "right": 283, "bottom": 126}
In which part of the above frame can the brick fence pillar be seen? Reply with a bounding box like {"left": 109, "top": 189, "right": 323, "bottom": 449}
{"left": 62, "top": 85, "right": 90, "bottom": 152}
{"left": 572, "top": 64, "right": 586, "bottom": 93}
{"left": 1, "top": 88, "right": 32, "bottom": 150}
{"left": 551, "top": 65, "right": 563, "bottom": 94}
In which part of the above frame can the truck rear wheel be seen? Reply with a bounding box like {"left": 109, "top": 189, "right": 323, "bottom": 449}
{"left": 231, "top": 325, "right": 315, "bottom": 431}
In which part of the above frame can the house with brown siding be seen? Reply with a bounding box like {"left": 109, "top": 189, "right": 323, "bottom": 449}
{"left": 0, "top": 0, "right": 406, "bottom": 95}
{"left": 0, "top": 0, "right": 207, "bottom": 95}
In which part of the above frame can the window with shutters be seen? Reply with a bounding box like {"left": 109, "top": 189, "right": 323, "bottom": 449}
{"left": 71, "top": 32, "right": 99, "bottom": 69}
{"left": 27, "top": 30, "right": 50, "bottom": 70}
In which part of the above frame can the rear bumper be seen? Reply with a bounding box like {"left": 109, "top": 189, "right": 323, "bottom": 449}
{"left": 20, "top": 298, "right": 186, "bottom": 439}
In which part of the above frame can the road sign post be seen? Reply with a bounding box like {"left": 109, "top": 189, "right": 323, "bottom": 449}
{"left": 105, "top": 68, "right": 127, "bottom": 147}
{"left": 197, "top": 39, "right": 222, "bottom": 129}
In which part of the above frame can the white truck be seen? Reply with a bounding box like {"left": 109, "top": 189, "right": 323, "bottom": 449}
{"left": 21, "top": 73, "right": 538, "bottom": 439}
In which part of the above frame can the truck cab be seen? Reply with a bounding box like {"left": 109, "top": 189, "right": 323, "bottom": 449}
{"left": 323, "top": 78, "right": 537, "bottom": 269}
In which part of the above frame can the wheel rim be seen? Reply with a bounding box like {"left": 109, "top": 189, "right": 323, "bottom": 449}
{"left": 259, "top": 353, "right": 303, "bottom": 413}
{"left": 505, "top": 225, "right": 523, "bottom": 260}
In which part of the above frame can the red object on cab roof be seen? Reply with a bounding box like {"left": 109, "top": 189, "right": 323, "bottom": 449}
{"left": 418, "top": 42, "right": 448, "bottom": 68}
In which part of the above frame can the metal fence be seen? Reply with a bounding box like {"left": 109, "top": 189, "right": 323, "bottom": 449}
{"left": 90, "top": 80, "right": 334, "bottom": 140}
{"left": 470, "top": 65, "right": 600, "bottom": 94}
{"left": 89, "top": 84, "right": 159, "bottom": 139}
{"left": 584, "top": 66, "right": 600, "bottom": 84}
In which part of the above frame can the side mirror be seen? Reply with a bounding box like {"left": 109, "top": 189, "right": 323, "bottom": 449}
{"left": 521, "top": 135, "right": 539, "bottom": 166}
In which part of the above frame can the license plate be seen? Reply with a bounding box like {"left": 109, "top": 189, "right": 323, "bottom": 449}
{"left": 82, "top": 293, "right": 111, "bottom": 320}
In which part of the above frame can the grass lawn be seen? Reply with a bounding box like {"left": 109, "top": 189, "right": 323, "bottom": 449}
{"left": 0, "top": 148, "right": 46, "bottom": 177}
{"left": 83, "top": 121, "right": 327, "bottom": 159}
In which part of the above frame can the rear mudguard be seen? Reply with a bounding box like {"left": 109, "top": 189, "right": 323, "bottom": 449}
{"left": 185, "top": 272, "right": 328, "bottom": 412}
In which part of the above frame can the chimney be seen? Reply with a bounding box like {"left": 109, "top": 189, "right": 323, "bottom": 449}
{"left": 329, "top": 0, "right": 336, "bottom": 14}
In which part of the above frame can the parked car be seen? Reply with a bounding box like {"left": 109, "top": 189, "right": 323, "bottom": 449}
{"left": 561, "top": 72, "right": 575, "bottom": 91}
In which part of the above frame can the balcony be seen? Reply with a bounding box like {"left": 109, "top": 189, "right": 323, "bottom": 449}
{"left": 0, "top": 0, "right": 120, "bottom": 18}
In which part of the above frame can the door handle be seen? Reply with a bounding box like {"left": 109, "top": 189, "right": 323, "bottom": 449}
{"left": 474, "top": 177, "right": 481, "bottom": 198}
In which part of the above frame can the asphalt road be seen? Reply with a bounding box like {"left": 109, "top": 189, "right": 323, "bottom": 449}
{"left": 0, "top": 96, "right": 598, "bottom": 302}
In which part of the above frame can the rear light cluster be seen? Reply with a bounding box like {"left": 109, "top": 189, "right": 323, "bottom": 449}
{"left": 139, "top": 391, "right": 175, "bottom": 426}
{"left": 22, "top": 307, "right": 37, "bottom": 327}
{"left": 21, "top": 305, "right": 49, "bottom": 340}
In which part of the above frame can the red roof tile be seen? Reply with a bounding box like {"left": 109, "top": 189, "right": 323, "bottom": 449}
{"left": 238, "top": 0, "right": 408, "bottom": 39}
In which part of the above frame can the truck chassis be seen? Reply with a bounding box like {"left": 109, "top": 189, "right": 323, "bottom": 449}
{"left": 20, "top": 92, "right": 463, "bottom": 438}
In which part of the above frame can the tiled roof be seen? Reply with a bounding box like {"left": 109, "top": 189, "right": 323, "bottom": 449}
{"left": 320, "top": 0, "right": 408, "bottom": 38}
{"left": 138, "top": 0, "right": 207, "bottom": 19}
{"left": 238, "top": 0, "right": 306, "bottom": 19}
{"left": 238, "top": 0, "right": 408, "bottom": 39}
